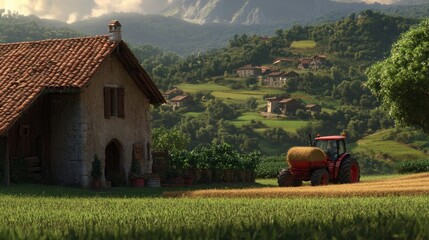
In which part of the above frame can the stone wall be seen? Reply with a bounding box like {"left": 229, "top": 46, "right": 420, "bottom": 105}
{"left": 50, "top": 94, "right": 86, "bottom": 185}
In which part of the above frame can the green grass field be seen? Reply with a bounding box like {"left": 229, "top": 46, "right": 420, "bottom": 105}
{"left": 177, "top": 83, "right": 231, "bottom": 93}
{"left": 290, "top": 40, "right": 316, "bottom": 49}
{"left": 231, "top": 112, "right": 309, "bottom": 133}
{"left": 178, "top": 83, "right": 284, "bottom": 104}
{"left": 352, "top": 129, "right": 428, "bottom": 161}
{"left": 0, "top": 183, "right": 428, "bottom": 239}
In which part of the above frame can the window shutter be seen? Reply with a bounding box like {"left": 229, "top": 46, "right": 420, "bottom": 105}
{"left": 104, "top": 87, "right": 111, "bottom": 119}
{"left": 117, "top": 87, "right": 125, "bottom": 118}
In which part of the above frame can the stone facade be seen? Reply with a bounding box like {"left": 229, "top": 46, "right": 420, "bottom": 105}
{"left": 47, "top": 54, "right": 153, "bottom": 187}
{"left": 79, "top": 55, "right": 153, "bottom": 187}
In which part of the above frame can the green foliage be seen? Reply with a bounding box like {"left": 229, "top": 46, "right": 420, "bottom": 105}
{"left": 367, "top": 19, "right": 429, "bottom": 133}
{"left": 255, "top": 155, "right": 286, "bottom": 178}
{"left": 395, "top": 159, "right": 429, "bottom": 174}
{"left": 170, "top": 142, "right": 261, "bottom": 171}
{"left": 354, "top": 152, "right": 394, "bottom": 175}
{"left": 90, "top": 155, "right": 102, "bottom": 180}
{"left": 152, "top": 127, "right": 190, "bottom": 153}
{"left": 0, "top": 11, "right": 80, "bottom": 43}
{"left": 326, "top": 10, "right": 417, "bottom": 60}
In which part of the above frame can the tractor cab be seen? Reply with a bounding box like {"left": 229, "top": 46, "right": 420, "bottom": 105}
{"left": 313, "top": 135, "right": 346, "bottom": 161}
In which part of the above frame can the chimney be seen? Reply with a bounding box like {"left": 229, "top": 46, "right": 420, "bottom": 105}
{"left": 108, "top": 20, "right": 122, "bottom": 43}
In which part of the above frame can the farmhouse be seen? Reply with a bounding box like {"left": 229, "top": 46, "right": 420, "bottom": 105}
{"left": 264, "top": 71, "right": 300, "bottom": 87}
{"left": 273, "top": 58, "right": 294, "bottom": 66}
{"left": 0, "top": 20, "right": 165, "bottom": 187}
{"left": 266, "top": 97, "right": 280, "bottom": 113}
{"left": 163, "top": 88, "right": 183, "bottom": 101}
{"left": 236, "top": 64, "right": 262, "bottom": 78}
{"left": 305, "top": 104, "right": 322, "bottom": 114}
{"left": 169, "top": 95, "right": 191, "bottom": 108}
{"left": 278, "top": 98, "right": 303, "bottom": 115}
{"left": 310, "top": 55, "right": 328, "bottom": 69}
{"left": 297, "top": 58, "right": 311, "bottom": 69}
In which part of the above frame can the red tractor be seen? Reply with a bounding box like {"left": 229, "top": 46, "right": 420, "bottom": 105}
{"left": 278, "top": 135, "right": 360, "bottom": 187}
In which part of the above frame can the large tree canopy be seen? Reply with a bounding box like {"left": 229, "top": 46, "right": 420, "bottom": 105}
{"left": 367, "top": 20, "right": 429, "bottom": 133}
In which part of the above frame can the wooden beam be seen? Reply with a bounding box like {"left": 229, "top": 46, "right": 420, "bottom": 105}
{"left": 3, "top": 136, "right": 10, "bottom": 187}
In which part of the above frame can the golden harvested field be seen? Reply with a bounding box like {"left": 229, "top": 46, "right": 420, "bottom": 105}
{"left": 163, "top": 173, "right": 429, "bottom": 198}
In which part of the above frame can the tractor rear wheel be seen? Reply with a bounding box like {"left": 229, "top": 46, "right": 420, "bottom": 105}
{"left": 278, "top": 169, "right": 302, "bottom": 187}
{"left": 338, "top": 158, "right": 360, "bottom": 184}
{"left": 311, "top": 169, "right": 329, "bottom": 186}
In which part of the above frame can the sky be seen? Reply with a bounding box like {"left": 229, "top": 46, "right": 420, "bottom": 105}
{"left": 0, "top": 0, "right": 404, "bottom": 23}
{"left": 0, "top": 0, "right": 170, "bottom": 23}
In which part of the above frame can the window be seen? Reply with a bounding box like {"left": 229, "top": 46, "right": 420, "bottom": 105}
{"left": 104, "top": 86, "right": 124, "bottom": 119}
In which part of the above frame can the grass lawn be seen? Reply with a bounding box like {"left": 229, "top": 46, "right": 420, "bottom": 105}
{"left": 177, "top": 83, "right": 231, "bottom": 93}
{"left": 231, "top": 112, "right": 309, "bottom": 133}
{"left": 184, "top": 111, "right": 202, "bottom": 117}
{"left": 290, "top": 40, "right": 316, "bottom": 49}
{"left": 352, "top": 129, "right": 428, "bottom": 161}
{"left": 0, "top": 178, "right": 428, "bottom": 239}
{"left": 178, "top": 83, "right": 284, "bottom": 103}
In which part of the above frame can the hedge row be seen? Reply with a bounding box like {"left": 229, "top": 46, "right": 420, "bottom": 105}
{"left": 395, "top": 159, "right": 429, "bottom": 174}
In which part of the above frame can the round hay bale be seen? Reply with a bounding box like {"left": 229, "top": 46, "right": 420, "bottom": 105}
{"left": 287, "top": 147, "right": 326, "bottom": 164}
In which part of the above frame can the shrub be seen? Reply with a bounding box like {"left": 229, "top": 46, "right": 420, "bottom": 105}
{"left": 355, "top": 152, "right": 394, "bottom": 175}
{"left": 395, "top": 159, "right": 429, "bottom": 174}
{"left": 256, "top": 161, "right": 287, "bottom": 178}
{"left": 255, "top": 155, "right": 286, "bottom": 178}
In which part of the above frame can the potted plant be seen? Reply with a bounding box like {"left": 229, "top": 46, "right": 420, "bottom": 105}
{"left": 91, "top": 154, "right": 102, "bottom": 189}
{"left": 129, "top": 158, "right": 145, "bottom": 187}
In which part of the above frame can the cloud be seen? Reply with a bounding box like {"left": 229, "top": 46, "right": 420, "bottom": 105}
{"left": 363, "top": 0, "right": 399, "bottom": 4}
{"left": 0, "top": 0, "right": 169, "bottom": 23}
{"left": 0, "top": 0, "right": 96, "bottom": 23}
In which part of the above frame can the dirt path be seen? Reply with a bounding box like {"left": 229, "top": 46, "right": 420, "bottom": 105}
{"left": 163, "top": 173, "right": 429, "bottom": 198}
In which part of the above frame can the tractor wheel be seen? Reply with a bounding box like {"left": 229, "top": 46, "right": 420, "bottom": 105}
{"left": 338, "top": 158, "right": 360, "bottom": 184}
{"left": 278, "top": 169, "right": 300, "bottom": 187}
{"left": 310, "top": 169, "right": 329, "bottom": 186}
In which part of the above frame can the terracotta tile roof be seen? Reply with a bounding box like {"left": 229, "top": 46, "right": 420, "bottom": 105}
{"left": 164, "top": 88, "right": 182, "bottom": 95}
{"left": 265, "top": 97, "right": 279, "bottom": 101}
{"left": 279, "top": 98, "right": 298, "bottom": 104}
{"left": 0, "top": 35, "right": 165, "bottom": 135}
{"left": 282, "top": 71, "right": 299, "bottom": 77}
{"left": 268, "top": 71, "right": 283, "bottom": 77}
{"left": 170, "top": 95, "right": 189, "bottom": 102}
{"left": 236, "top": 64, "right": 261, "bottom": 71}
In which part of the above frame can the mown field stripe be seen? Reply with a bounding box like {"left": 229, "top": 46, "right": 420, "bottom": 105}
{"left": 163, "top": 173, "right": 429, "bottom": 198}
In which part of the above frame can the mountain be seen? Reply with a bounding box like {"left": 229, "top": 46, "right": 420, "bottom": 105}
{"left": 160, "top": 0, "right": 375, "bottom": 25}
{"left": 69, "top": 13, "right": 272, "bottom": 55}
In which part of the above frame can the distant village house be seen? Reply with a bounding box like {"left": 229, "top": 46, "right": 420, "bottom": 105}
{"left": 236, "top": 64, "right": 262, "bottom": 78}
{"left": 263, "top": 98, "right": 322, "bottom": 117}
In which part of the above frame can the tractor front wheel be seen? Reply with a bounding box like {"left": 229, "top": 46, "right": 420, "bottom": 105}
{"left": 278, "top": 169, "right": 302, "bottom": 187}
{"left": 338, "top": 158, "right": 360, "bottom": 184}
{"left": 311, "top": 169, "right": 329, "bottom": 186}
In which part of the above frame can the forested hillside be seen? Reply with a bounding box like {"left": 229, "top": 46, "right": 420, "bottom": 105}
{"left": 135, "top": 10, "right": 427, "bottom": 171}
{"left": 68, "top": 4, "right": 429, "bottom": 55}
{"left": 0, "top": 10, "right": 80, "bottom": 43}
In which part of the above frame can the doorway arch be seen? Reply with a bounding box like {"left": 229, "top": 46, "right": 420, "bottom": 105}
{"left": 105, "top": 139, "right": 125, "bottom": 186}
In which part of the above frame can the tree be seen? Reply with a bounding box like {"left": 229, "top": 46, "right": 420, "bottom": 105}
{"left": 152, "top": 127, "right": 190, "bottom": 153}
{"left": 367, "top": 20, "right": 429, "bottom": 133}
